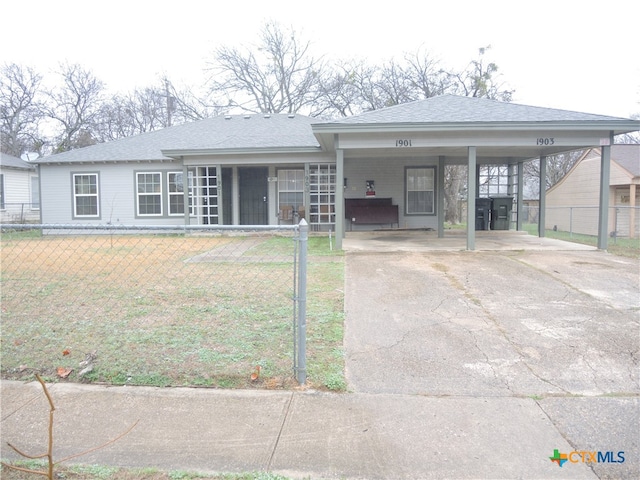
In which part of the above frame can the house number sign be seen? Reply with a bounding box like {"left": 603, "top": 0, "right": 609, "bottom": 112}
{"left": 395, "top": 139, "right": 413, "bottom": 147}
{"left": 536, "top": 137, "right": 555, "bottom": 145}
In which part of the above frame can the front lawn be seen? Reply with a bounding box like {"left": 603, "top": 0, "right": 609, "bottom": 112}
{"left": 1, "top": 232, "right": 345, "bottom": 391}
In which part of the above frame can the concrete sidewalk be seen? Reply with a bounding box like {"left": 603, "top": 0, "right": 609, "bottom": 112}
{"left": 2, "top": 380, "right": 628, "bottom": 479}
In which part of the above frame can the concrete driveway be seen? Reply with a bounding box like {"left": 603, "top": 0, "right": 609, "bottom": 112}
{"left": 344, "top": 241, "right": 639, "bottom": 478}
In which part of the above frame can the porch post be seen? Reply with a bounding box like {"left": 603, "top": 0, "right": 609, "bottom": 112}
{"left": 597, "top": 134, "right": 613, "bottom": 249}
{"left": 538, "top": 156, "right": 547, "bottom": 238}
{"left": 438, "top": 156, "right": 445, "bottom": 238}
{"left": 182, "top": 163, "right": 190, "bottom": 225}
{"left": 467, "top": 147, "right": 477, "bottom": 250}
{"left": 335, "top": 146, "right": 345, "bottom": 249}
{"left": 216, "top": 164, "right": 223, "bottom": 225}
{"left": 517, "top": 161, "right": 524, "bottom": 231}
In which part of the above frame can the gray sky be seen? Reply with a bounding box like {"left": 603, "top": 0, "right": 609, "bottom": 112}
{"left": 3, "top": 0, "right": 639, "bottom": 118}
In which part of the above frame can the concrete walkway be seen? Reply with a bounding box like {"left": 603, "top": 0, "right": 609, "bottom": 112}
{"left": 2, "top": 237, "right": 638, "bottom": 479}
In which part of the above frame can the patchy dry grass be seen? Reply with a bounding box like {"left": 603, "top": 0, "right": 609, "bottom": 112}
{"left": 1, "top": 232, "right": 344, "bottom": 391}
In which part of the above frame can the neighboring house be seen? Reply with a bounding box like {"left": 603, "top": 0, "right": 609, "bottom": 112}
{"left": 34, "top": 95, "right": 640, "bottom": 249}
{"left": 0, "top": 152, "right": 40, "bottom": 223}
{"left": 546, "top": 145, "right": 640, "bottom": 238}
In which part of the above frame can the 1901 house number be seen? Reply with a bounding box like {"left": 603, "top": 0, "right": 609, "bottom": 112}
{"left": 396, "top": 139, "right": 412, "bottom": 147}
{"left": 536, "top": 137, "right": 555, "bottom": 145}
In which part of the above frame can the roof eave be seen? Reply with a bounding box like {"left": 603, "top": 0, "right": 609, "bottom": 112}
{"left": 161, "top": 146, "right": 322, "bottom": 158}
{"left": 312, "top": 120, "right": 640, "bottom": 135}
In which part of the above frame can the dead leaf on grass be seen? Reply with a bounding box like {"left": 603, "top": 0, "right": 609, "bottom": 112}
{"left": 250, "top": 365, "right": 261, "bottom": 382}
{"left": 57, "top": 367, "right": 73, "bottom": 379}
{"left": 62, "top": 349, "right": 71, "bottom": 356}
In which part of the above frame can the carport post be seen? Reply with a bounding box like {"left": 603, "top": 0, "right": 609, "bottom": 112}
{"left": 467, "top": 147, "right": 477, "bottom": 250}
{"left": 538, "top": 156, "right": 547, "bottom": 238}
{"left": 516, "top": 161, "right": 524, "bottom": 231}
{"left": 335, "top": 146, "right": 345, "bottom": 249}
{"left": 597, "top": 136, "right": 613, "bottom": 250}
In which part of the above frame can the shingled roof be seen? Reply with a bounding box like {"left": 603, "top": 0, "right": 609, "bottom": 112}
{"left": 316, "top": 94, "right": 631, "bottom": 125}
{"left": 0, "top": 152, "right": 36, "bottom": 170}
{"left": 612, "top": 144, "right": 640, "bottom": 177}
{"left": 36, "top": 113, "right": 320, "bottom": 164}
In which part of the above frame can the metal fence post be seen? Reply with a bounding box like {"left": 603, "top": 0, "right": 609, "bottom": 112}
{"left": 295, "top": 219, "right": 308, "bottom": 385}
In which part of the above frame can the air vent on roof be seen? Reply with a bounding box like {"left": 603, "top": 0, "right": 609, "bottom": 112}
{"left": 224, "top": 115, "right": 231, "bottom": 120}
{"left": 264, "top": 114, "right": 271, "bottom": 119}
{"left": 288, "top": 114, "right": 295, "bottom": 118}
{"left": 244, "top": 114, "right": 251, "bottom": 119}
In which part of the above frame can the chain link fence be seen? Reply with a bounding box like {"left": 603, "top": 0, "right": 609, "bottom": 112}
{"left": 525, "top": 205, "right": 640, "bottom": 239}
{"left": 0, "top": 203, "right": 40, "bottom": 224}
{"left": 1, "top": 223, "right": 343, "bottom": 389}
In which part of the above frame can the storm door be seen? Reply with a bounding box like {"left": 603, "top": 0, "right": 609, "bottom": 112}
{"left": 239, "top": 167, "right": 268, "bottom": 225}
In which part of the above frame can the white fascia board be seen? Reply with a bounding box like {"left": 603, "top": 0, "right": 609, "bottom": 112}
{"left": 313, "top": 120, "right": 640, "bottom": 135}
{"left": 162, "top": 146, "right": 321, "bottom": 159}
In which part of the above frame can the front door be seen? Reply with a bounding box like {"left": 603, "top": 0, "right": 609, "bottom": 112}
{"left": 239, "top": 167, "right": 268, "bottom": 225}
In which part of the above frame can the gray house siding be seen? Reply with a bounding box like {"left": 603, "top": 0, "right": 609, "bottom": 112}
{"left": 40, "top": 161, "right": 185, "bottom": 225}
{"left": 344, "top": 156, "right": 439, "bottom": 230}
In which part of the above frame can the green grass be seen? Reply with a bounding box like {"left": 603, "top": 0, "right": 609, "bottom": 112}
{"left": 522, "top": 223, "right": 640, "bottom": 258}
{"left": 1, "top": 233, "right": 345, "bottom": 391}
{"left": 0, "top": 461, "right": 293, "bottom": 479}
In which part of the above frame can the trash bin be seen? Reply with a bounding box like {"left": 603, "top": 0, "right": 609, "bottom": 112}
{"left": 475, "top": 198, "right": 492, "bottom": 230}
{"left": 490, "top": 196, "right": 513, "bottom": 230}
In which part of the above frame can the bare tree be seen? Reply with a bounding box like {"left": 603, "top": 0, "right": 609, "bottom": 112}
{"left": 451, "top": 46, "right": 514, "bottom": 101}
{"left": 524, "top": 150, "right": 584, "bottom": 193}
{"left": 403, "top": 47, "right": 453, "bottom": 99}
{"left": 207, "top": 22, "right": 322, "bottom": 114}
{"left": 46, "top": 63, "right": 104, "bottom": 153}
{"left": 0, "top": 63, "right": 45, "bottom": 157}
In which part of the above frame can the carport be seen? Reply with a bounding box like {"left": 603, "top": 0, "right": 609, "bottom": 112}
{"left": 312, "top": 95, "right": 640, "bottom": 250}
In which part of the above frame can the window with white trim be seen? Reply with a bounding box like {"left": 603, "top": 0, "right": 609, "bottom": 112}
{"left": 136, "top": 172, "right": 162, "bottom": 216}
{"left": 168, "top": 172, "right": 185, "bottom": 215}
{"left": 73, "top": 173, "right": 99, "bottom": 217}
{"left": 277, "top": 169, "right": 304, "bottom": 222}
{"left": 406, "top": 167, "right": 435, "bottom": 214}
{"left": 31, "top": 176, "right": 40, "bottom": 210}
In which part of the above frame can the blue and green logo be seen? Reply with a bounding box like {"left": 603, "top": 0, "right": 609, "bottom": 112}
{"left": 550, "top": 449, "right": 624, "bottom": 467}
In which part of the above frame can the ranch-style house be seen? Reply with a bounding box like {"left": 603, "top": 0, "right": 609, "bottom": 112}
{"left": 34, "top": 95, "right": 640, "bottom": 249}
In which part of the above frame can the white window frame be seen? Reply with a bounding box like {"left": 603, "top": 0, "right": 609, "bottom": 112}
{"left": 277, "top": 169, "right": 305, "bottom": 221}
{"left": 406, "top": 167, "right": 435, "bottom": 215}
{"left": 30, "top": 175, "right": 40, "bottom": 210}
{"left": 136, "top": 172, "right": 163, "bottom": 216}
{"left": 167, "top": 171, "right": 185, "bottom": 216}
{"left": 73, "top": 173, "right": 100, "bottom": 218}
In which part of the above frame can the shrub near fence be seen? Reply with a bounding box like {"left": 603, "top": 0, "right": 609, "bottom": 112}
{"left": 0, "top": 224, "right": 345, "bottom": 390}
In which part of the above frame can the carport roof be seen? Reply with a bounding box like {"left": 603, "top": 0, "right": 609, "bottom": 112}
{"left": 313, "top": 94, "right": 636, "bottom": 128}
{"left": 311, "top": 95, "right": 640, "bottom": 161}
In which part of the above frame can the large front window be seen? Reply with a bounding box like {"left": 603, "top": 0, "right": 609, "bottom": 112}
{"left": 136, "top": 172, "right": 162, "bottom": 216}
{"left": 277, "top": 169, "right": 304, "bottom": 222}
{"left": 73, "top": 173, "right": 99, "bottom": 217}
{"left": 406, "top": 167, "right": 435, "bottom": 214}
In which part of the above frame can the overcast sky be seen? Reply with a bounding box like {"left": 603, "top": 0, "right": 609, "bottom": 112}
{"left": 3, "top": 0, "right": 639, "bottom": 118}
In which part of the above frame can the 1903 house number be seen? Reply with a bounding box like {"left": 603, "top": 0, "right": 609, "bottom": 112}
{"left": 536, "top": 137, "right": 555, "bottom": 145}
{"left": 396, "top": 139, "right": 412, "bottom": 147}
